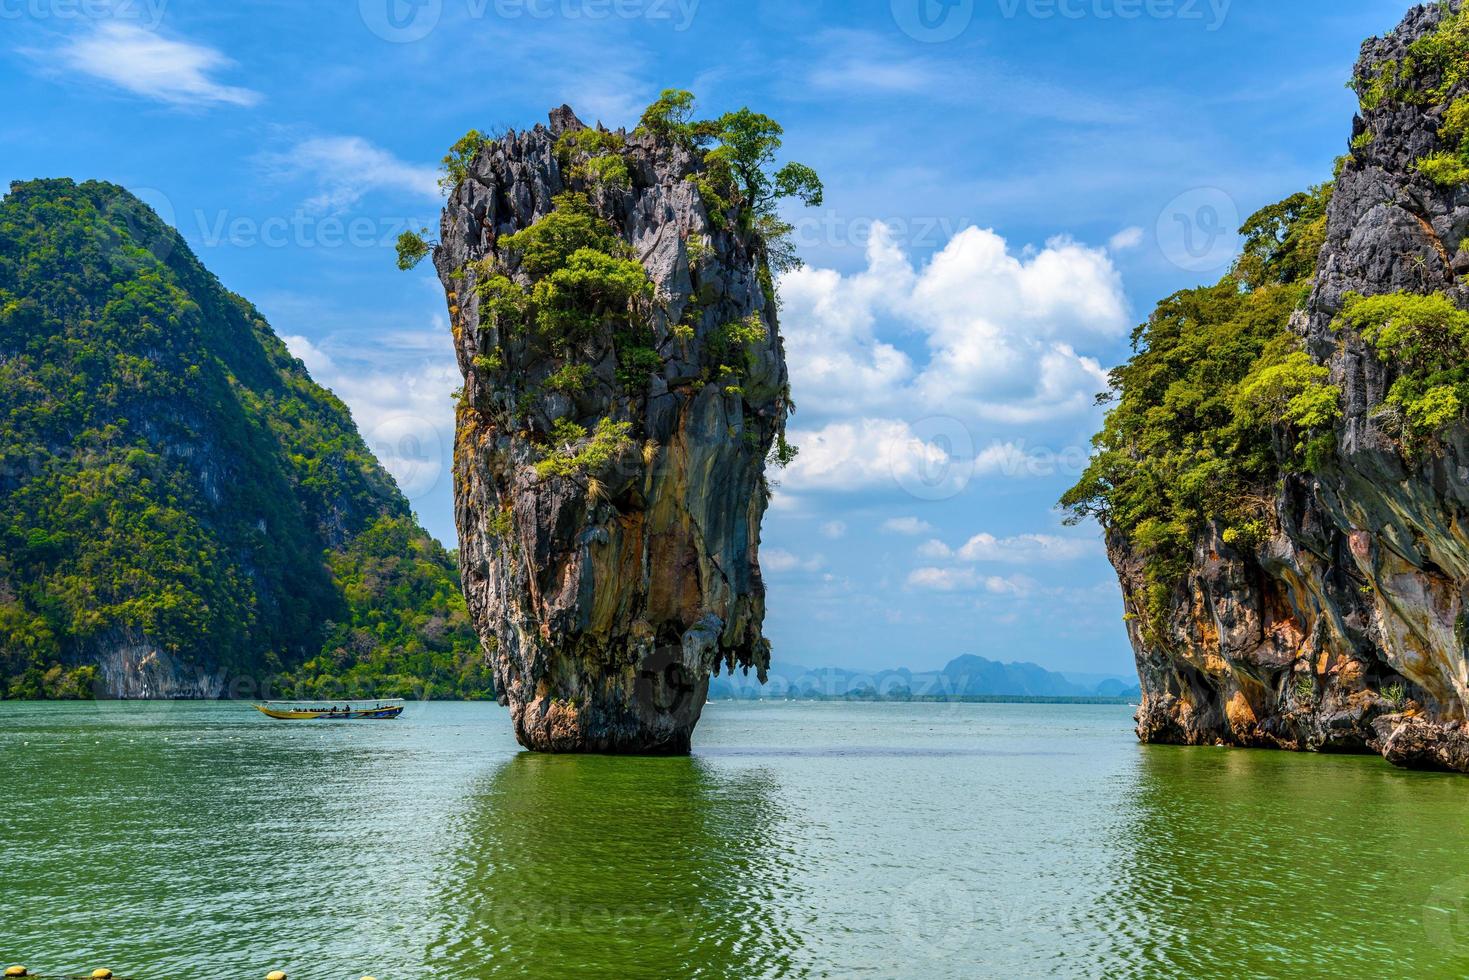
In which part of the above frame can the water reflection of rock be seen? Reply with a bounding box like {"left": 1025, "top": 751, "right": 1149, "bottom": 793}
{"left": 429, "top": 753, "right": 804, "bottom": 977}
{"left": 1090, "top": 746, "right": 1469, "bottom": 976}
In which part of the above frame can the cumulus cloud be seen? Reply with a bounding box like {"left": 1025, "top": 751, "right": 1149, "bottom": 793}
{"left": 763, "top": 549, "right": 826, "bottom": 574}
{"left": 776, "top": 222, "right": 1128, "bottom": 496}
{"left": 1109, "top": 226, "right": 1145, "bottom": 251}
{"left": 778, "top": 228, "right": 916, "bottom": 418}
{"left": 284, "top": 325, "right": 458, "bottom": 504}
{"left": 883, "top": 517, "right": 935, "bottom": 536}
{"left": 906, "top": 568, "right": 1040, "bottom": 596}
{"left": 820, "top": 521, "right": 848, "bottom": 540}
{"left": 950, "top": 532, "right": 1098, "bottom": 563}
{"left": 53, "top": 23, "right": 261, "bottom": 108}
{"left": 780, "top": 418, "right": 957, "bottom": 494}
{"left": 262, "top": 136, "right": 439, "bottom": 213}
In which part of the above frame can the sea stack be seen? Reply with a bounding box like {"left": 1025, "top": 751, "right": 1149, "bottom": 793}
{"left": 1087, "top": 2, "right": 1469, "bottom": 772}
{"left": 434, "top": 106, "right": 791, "bottom": 753}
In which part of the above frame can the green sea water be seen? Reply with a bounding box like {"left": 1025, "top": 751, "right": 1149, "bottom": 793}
{"left": 3, "top": 700, "right": 1469, "bottom": 978}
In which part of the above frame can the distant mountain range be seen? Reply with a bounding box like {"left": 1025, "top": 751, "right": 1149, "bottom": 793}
{"left": 709, "top": 654, "right": 1141, "bottom": 702}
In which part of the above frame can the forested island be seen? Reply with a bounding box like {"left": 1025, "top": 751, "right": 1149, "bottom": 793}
{"left": 0, "top": 180, "right": 490, "bottom": 701}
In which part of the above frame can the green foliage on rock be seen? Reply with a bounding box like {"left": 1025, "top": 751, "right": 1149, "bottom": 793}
{"left": 535, "top": 418, "right": 634, "bottom": 481}
{"left": 635, "top": 90, "right": 822, "bottom": 263}
{"left": 396, "top": 228, "right": 432, "bottom": 271}
{"left": 0, "top": 179, "right": 485, "bottom": 700}
{"left": 440, "top": 130, "right": 493, "bottom": 192}
{"left": 1355, "top": 3, "right": 1469, "bottom": 111}
{"left": 556, "top": 128, "right": 630, "bottom": 191}
{"left": 1337, "top": 291, "right": 1469, "bottom": 438}
{"left": 1417, "top": 94, "right": 1469, "bottom": 185}
{"left": 1061, "top": 186, "right": 1340, "bottom": 633}
{"left": 544, "top": 363, "right": 592, "bottom": 395}
{"left": 530, "top": 247, "right": 654, "bottom": 345}
{"left": 709, "top": 314, "right": 768, "bottom": 384}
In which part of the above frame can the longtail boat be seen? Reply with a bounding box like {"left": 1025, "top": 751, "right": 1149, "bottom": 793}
{"left": 253, "top": 699, "right": 405, "bottom": 720}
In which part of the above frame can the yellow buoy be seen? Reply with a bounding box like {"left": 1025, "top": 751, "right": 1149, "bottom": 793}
{"left": 91, "top": 971, "right": 114, "bottom": 980}
{"left": 4, "top": 967, "right": 27, "bottom": 978}
{"left": 266, "top": 972, "right": 288, "bottom": 980}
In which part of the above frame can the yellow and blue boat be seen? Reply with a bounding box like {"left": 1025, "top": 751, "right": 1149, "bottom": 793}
{"left": 253, "top": 699, "right": 405, "bottom": 720}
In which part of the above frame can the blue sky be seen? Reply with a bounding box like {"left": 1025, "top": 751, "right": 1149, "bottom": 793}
{"left": 2, "top": 0, "right": 1405, "bottom": 675}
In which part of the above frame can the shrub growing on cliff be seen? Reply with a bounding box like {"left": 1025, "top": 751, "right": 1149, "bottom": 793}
{"left": 530, "top": 247, "right": 653, "bottom": 344}
{"left": 490, "top": 193, "right": 655, "bottom": 354}
{"left": 535, "top": 418, "right": 634, "bottom": 481}
{"left": 500, "top": 193, "right": 628, "bottom": 276}
{"left": 556, "top": 128, "right": 630, "bottom": 191}
{"left": 1336, "top": 291, "right": 1469, "bottom": 438}
{"left": 1355, "top": 4, "right": 1469, "bottom": 111}
{"left": 1061, "top": 186, "right": 1336, "bottom": 637}
{"left": 396, "top": 228, "right": 433, "bottom": 271}
{"left": 440, "top": 129, "right": 493, "bottom": 192}
{"left": 1416, "top": 95, "right": 1469, "bottom": 186}
{"left": 544, "top": 363, "right": 592, "bottom": 395}
{"left": 1381, "top": 682, "right": 1409, "bottom": 711}
{"left": 635, "top": 91, "right": 822, "bottom": 266}
{"left": 1234, "top": 349, "right": 1343, "bottom": 452}
{"left": 635, "top": 89, "right": 715, "bottom": 150}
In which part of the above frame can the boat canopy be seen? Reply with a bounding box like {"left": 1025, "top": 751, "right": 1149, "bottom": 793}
{"left": 260, "top": 698, "right": 407, "bottom": 705}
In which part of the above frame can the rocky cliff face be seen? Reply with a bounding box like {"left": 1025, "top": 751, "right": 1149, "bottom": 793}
{"left": 1115, "top": 2, "right": 1469, "bottom": 771}
{"left": 435, "top": 107, "right": 788, "bottom": 753}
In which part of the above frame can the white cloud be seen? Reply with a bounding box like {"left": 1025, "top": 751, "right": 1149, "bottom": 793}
{"left": 781, "top": 418, "right": 962, "bottom": 495}
{"left": 917, "top": 539, "right": 953, "bottom": 560}
{"left": 263, "top": 136, "right": 439, "bottom": 213}
{"left": 778, "top": 228, "right": 915, "bottom": 418}
{"left": 906, "top": 228, "right": 1123, "bottom": 423}
{"left": 776, "top": 221, "right": 1128, "bottom": 496}
{"left": 284, "top": 324, "right": 459, "bottom": 504}
{"left": 883, "top": 517, "right": 934, "bottom": 536}
{"left": 820, "top": 521, "right": 848, "bottom": 540}
{"left": 53, "top": 23, "right": 261, "bottom": 108}
{"left": 953, "top": 532, "right": 1098, "bottom": 563}
{"left": 906, "top": 568, "right": 1040, "bottom": 596}
{"left": 906, "top": 566, "right": 977, "bottom": 592}
{"left": 983, "top": 574, "right": 1039, "bottom": 597}
{"left": 1109, "top": 226, "right": 1145, "bottom": 251}
{"left": 763, "top": 549, "right": 825, "bottom": 574}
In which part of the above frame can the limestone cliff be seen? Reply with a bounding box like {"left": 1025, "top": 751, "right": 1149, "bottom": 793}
{"left": 434, "top": 106, "right": 792, "bottom": 753}
{"left": 1107, "top": 2, "right": 1469, "bottom": 771}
